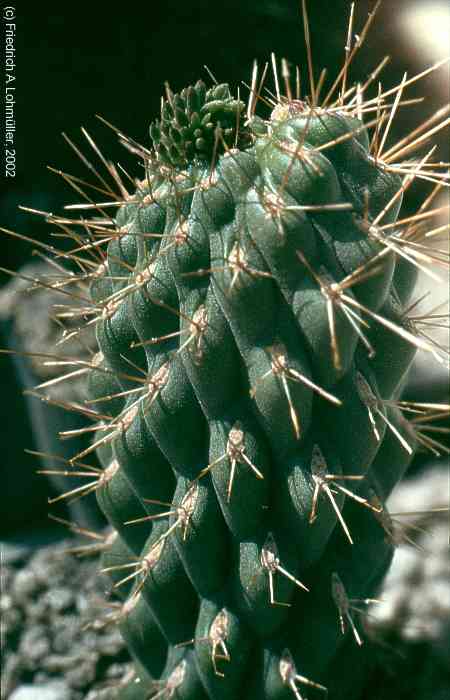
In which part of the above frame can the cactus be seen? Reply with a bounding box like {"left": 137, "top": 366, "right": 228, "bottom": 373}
{"left": 2, "top": 2, "right": 449, "bottom": 699}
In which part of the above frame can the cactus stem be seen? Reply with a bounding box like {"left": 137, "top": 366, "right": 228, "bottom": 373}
{"left": 273, "top": 343, "right": 342, "bottom": 405}
{"left": 177, "top": 305, "right": 209, "bottom": 364}
{"left": 176, "top": 608, "right": 231, "bottom": 678}
{"left": 4, "top": 4, "right": 449, "bottom": 692}
{"left": 250, "top": 346, "right": 300, "bottom": 441}
{"left": 362, "top": 219, "right": 445, "bottom": 284}
{"left": 323, "top": 266, "right": 441, "bottom": 358}
{"left": 181, "top": 243, "right": 274, "bottom": 292}
{"left": 38, "top": 457, "right": 118, "bottom": 505}
{"left": 315, "top": 112, "right": 389, "bottom": 155}
{"left": 309, "top": 445, "right": 381, "bottom": 546}
{"left": 250, "top": 343, "right": 340, "bottom": 440}
{"left": 68, "top": 420, "right": 125, "bottom": 462}
{"left": 331, "top": 572, "right": 381, "bottom": 646}
{"left": 150, "top": 660, "right": 187, "bottom": 699}
{"left": 127, "top": 484, "right": 198, "bottom": 543}
{"left": 102, "top": 537, "right": 165, "bottom": 594}
{"left": 86, "top": 589, "right": 142, "bottom": 632}
{"left": 260, "top": 533, "right": 309, "bottom": 607}
{"left": 358, "top": 379, "right": 450, "bottom": 455}
{"left": 279, "top": 649, "right": 327, "bottom": 699}
{"left": 297, "top": 249, "right": 376, "bottom": 368}
{"left": 197, "top": 422, "right": 264, "bottom": 502}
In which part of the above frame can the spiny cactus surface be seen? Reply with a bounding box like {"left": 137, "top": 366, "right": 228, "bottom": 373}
{"left": 3, "top": 3, "right": 449, "bottom": 699}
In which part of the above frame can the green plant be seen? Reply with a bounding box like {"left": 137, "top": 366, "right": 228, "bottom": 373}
{"left": 3, "top": 2, "right": 449, "bottom": 698}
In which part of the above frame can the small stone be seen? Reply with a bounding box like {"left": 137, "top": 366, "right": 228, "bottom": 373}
{"left": 1, "top": 653, "right": 24, "bottom": 697}
{"left": 9, "top": 680, "right": 71, "bottom": 700}
{"left": 84, "top": 687, "right": 119, "bottom": 700}
{"left": 41, "top": 587, "right": 74, "bottom": 613}
{"left": 30, "top": 548, "right": 73, "bottom": 587}
{"left": 12, "top": 570, "right": 40, "bottom": 602}
{"left": 1, "top": 605, "right": 23, "bottom": 643}
{"left": 19, "top": 625, "right": 50, "bottom": 664}
{"left": 27, "top": 598, "right": 51, "bottom": 623}
{"left": 42, "top": 653, "right": 83, "bottom": 673}
{"left": 75, "top": 591, "right": 91, "bottom": 615}
{"left": 105, "top": 662, "right": 127, "bottom": 679}
{"left": 34, "top": 671, "right": 51, "bottom": 683}
{"left": 71, "top": 692, "right": 84, "bottom": 700}
{"left": 428, "top": 579, "right": 450, "bottom": 617}
{"left": 96, "top": 631, "right": 124, "bottom": 657}
{"left": 0, "top": 593, "right": 14, "bottom": 612}
{"left": 51, "top": 616, "right": 80, "bottom": 652}
{"left": 84, "top": 629, "right": 103, "bottom": 651}
{"left": 65, "top": 656, "right": 98, "bottom": 689}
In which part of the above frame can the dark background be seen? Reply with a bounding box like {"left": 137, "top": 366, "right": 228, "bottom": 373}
{"left": 0, "top": 0, "right": 447, "bottom": 534}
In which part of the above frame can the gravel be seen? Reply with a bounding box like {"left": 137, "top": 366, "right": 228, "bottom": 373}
{"left": 2, "top": 467, "right": 449, "bottom": 699}
{"left": 364, "top": 466, "right": 450, "bottom": 700}
{"left": 1, "top": 534, "right": 131, "bottom": 700}
{"left": 9, "top": 681, "right": 72, "bottom": 700}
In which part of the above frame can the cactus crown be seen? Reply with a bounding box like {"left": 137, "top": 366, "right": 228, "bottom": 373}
{"left": 149, "top": 80, "right": 250, "bottom": 168}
